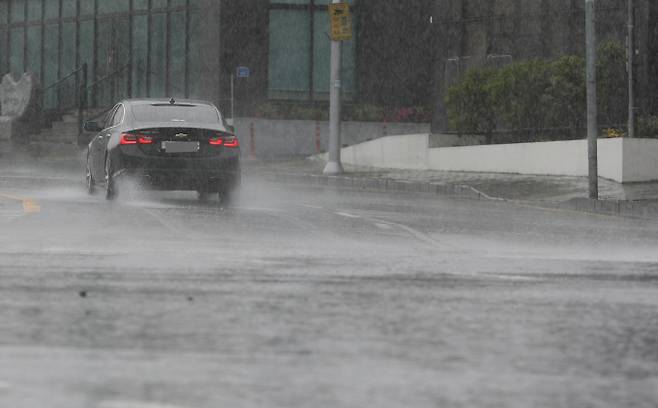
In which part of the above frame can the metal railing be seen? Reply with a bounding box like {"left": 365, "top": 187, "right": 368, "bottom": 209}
{"left": 40, "top": 63, "right": 88, "bottom": 135}
{"left": 39, "top": 63, "right": 134, "bottom": 144}
{"left": 87, "top": 63, "right": 132, "bottom": 110}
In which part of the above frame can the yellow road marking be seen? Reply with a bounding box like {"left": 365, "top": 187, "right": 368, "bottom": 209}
{"left": 0, "top": 193, "right": 41, "bottom": 215}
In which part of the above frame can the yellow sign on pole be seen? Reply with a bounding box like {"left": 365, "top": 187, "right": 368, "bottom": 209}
{"left": 328, "top": 3, "right": 352, "bottom": 41}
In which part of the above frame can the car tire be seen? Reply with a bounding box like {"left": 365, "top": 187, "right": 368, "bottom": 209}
{"left": 104, "top": 157, "right": 117, "bottom": 201}
{"left": 85, "top": 155, "right": 95, "bottom": 195}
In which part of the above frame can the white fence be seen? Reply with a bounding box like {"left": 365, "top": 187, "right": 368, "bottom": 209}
{"left": 338, "top": 134, "right": 658, "bottom": 183}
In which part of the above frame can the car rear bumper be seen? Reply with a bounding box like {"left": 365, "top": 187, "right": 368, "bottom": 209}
{"left": 113, "top": 152, "right": 240, "bottom": 191}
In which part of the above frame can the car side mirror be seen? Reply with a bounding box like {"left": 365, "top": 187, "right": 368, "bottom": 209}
{"left": 83, "top": 121, "right": 103, "bottom": 132}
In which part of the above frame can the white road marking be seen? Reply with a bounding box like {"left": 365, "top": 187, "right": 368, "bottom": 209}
{"left": 99, "top": 401, "right": 192, "bottom": 408}
{"left": 334, "top": 211, "right": 361, "bottom": 219}
{"left": 375, "top": 223, "right": 393, "bottom": 230}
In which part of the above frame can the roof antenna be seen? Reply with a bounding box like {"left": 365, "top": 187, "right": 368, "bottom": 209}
{"left": 169, "top": 97, "right": 175, "bottom": 105}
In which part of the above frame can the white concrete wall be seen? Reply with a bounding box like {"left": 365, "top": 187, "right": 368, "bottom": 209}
{"left": 621, "top": 138, "right": 658, "bottom": 182}
{"left": 337, "top": 134, "right": 658, "bottom": 183}
{"left": 341, "top": 134, "right": 429, "bottom": 170}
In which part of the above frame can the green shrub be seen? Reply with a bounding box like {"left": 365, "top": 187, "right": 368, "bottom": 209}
{"left": 597, "top": 40, "right": 627, "bottom": 126}
{"left": 546, "top": 55, "right": 586, "bottom": 135}
{"left": 445, "top": 40, "right": 630, "bottom": 143}
{"left": 491, "top": 59, "right": 552, "bottom": 131}
{"left": 637, "top": 115, "right": 658, "bottom": 138}
{"left": 445, "top": 67, "right": 499, "bottom": 142}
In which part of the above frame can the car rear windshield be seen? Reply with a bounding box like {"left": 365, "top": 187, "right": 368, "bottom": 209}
{"left": 132, "top": 104, "right": 221, "bottom": 124}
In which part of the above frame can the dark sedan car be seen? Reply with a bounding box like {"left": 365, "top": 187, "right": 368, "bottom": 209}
{"left": 84, "top": 98, "right": 241, "bottom": 203}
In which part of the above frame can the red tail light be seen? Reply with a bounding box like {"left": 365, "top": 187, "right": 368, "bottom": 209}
{"left": 120, "top": 134, "right": 138, "bottom": 145}
{"left": 121, "top": 133, "right": 154, "bottom": 145}
{"left": 138, "top": 135, "right": 153, "bottom": 144}
{"left": 209, "top": 134, "right": 239, "bottom": 148}
{"left": 224, "top": 136, "right": 240, "bottom": 148}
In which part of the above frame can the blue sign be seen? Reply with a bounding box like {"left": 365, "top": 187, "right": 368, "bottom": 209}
{"left": 237, "top": 66, "right": 250, "bottom": 78}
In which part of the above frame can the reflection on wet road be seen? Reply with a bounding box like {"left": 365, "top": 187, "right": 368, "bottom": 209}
{"left": 1, "top": 175, "right": 658, "bottom": 408}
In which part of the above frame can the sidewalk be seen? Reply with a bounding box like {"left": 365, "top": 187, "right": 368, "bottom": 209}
{"left": 248, "top": 158, "right": 658, "bottom": 219}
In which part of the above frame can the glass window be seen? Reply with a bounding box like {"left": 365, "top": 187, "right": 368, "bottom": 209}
{"left": 44, "top": 0, "right": 59, "bottom": 19}
{"left": 26, "top": 25, "right": 41, "bottom": 79}
{"left": 152, "top": 0, "right": 167, "bottom": 10}
{"left": 80, "top": 0, "right": 95, "bottom": 16}
{"left": 9, "top": 28, "right": 25, "bottom": 77}
{"left": 187, "top": 9, "right": 201, "bottom": 98}
{"left": 132, "top": 14, "right": 148, "bottom": 97}
{"left": 61, "top": 22, "right": 76, "bottom": 74}
{"left": 170, "top": 0, "right": 187, "bottom": 8}
{"left": 268, "top": 1, "right": 355, "bottom": 100}
{"left": 132, "top": 104, "right": 221, "bottom": 124}
{"left": 168, "top": 10, "right": 186, "bottom": 97}
{"left": 27, "top": 0, "right": 42, "bottom": 21}
{"left": 149, "top": 13, "right": 166, "bottom": 97}
{"left": 43, "top": 23, "right": 58, "bottom": 107}
{"left": 133, "top": 0, "right": 149, "bottom": 11}
{"left": 268, "top": 9, "right": 310, "bottom": 99}
{"left": 0, "top": 30, "right": 7, "bottom": 74}
{"left": 0, "top": 3, "right": 8, "bottom": 25}
{"left": 62, "top": 0, "right": 76, "bottom": 17}
{"left": 10, "top": 0, "right": 26, "bottom": 23}
{"left": 98, "top": 0, "right": 129, "bottom": 14}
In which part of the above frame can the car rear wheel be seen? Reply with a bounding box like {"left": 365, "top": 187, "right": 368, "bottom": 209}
{"left": 104, "top": 157, "right": 117, "bottom": 200}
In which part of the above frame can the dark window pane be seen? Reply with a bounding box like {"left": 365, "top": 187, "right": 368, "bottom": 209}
{"left": 132, "top": 104, "right": 220, "bottom": 124}
{"left": 9, "top": 27, "right": 25, "bottom": 77}
{"left": 152, "top": 0, "right": 167, "bottom": 10}
{"left": 44, "top": 0, "right": 59, "bottom": 19}
{"left": 61, "top": 22, "right": 75, "bottom": 74}
{"left": 96, "top": 17, "right": 130, "bottom": 105}
{"left": 80, "top": 0, "right": 95, "bottom": 16}
{"left": 0, "top": 30, "right": 7, "bottom": 73}
{"left": 98, "top": 0, "right": 129, "bottom": 14}
{"left": 62, "top": 0, "right": 76, "bottom": 17}
{"left": 27, "top": 0, "right": 42, "bottom": 21}
{"left": 168, "top": 11, "right": 186, "bottom": 97}
{"left": 26, "top": 25, "right": 41, "bottom": 79}
{"left": 149, "top": 13, "right": 166, "bottom": 97}
{"left": 10, "top": 0, "right": 26, "bottom": 23}
{"left": 187, "top": 9, "right": 200, "bottom": 98}
{"left": 170, "top": 0, "right": 187, "bottom": 8}
{"left": 43, "top": 23, "right": 58, "bottom": 108}
{"left": 79, "top": 20, "right": 94, "bottom": 102}
{"left": 0, "top": 3, "right": 7, "bottom": 25}
{"left": 132, "top": 14, "right": 148, "bottom": 97}
{"left": 268, "top": 9, "right": 310, "bottom": 99}
{"left": 133, "top": 0, "right": 149, "bottom": 11}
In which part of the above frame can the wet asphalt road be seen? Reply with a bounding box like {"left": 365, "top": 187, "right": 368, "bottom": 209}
{"left": 1, "top": 171, "right": 658, "bottom": 408}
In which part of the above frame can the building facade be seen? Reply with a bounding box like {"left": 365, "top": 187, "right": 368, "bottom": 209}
{"left": 1, "top": 0, "right": 656, "bottom": 130}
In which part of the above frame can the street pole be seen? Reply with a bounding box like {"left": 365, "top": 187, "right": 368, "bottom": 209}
{"left": 323, "top": 0, "right": 344, "bottom": 175}
{"left": 627, "top": 0, "right": 635, "bottom": 138}
{"left": 586, "top": 0, "right": 599, "bottom": 199}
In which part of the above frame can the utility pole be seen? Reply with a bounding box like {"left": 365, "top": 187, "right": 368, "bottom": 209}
{"left": 323, "top": 0, "right": 345, "bottom": 175}
{"left": 627, "top": 0, "right": 635, "bottom": 138}
{"left": 586, "top": 0, "right": 599, "bottom": 200}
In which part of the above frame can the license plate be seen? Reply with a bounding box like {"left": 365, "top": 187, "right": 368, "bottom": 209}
{"left": 161, "top": 141, "right": 199, "bottom": 153}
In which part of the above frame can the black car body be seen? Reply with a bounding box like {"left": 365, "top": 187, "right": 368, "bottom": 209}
{"left": 84, "top": 98, "right": 240, "bottom": 201}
